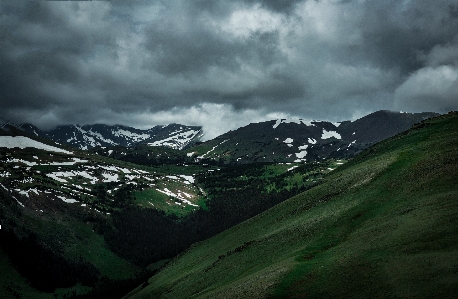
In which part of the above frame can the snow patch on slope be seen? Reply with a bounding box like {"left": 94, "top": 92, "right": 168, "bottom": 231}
{"left": 273, "top": 119, "right": 316, "bottom": 129}
{"left": 283, "top": 138, "right": 294, "bottom": 144}
{"left": 112, "top": 129, "right": 150, "bottom": 142}
{"left": 156, "top": 188, "right": 198, "bottom": 207}
{"left": 321, "top": 129, "right": 341, "bottom": 140}
{"left": 0, "top": 136, "right": 73, "bottom": 154}
{"left": 294, "top": 144, "right": 309, "bottom": 161}
{"left": 56, "top": 195, "right": 78, "bottom": 203}
{"left": 197, "top": 139, "right": 229, "bottom": 159}
{"left": 148, "top": 129, "right": 201, "bottom": 150}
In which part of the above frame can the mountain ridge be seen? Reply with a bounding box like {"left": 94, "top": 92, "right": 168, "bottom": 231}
{"left": 2, "top": 122, "right": 204, "bottom": 151}
{"left": 2, "top": 110, "right": 438, "bottom": 163}
{"left": 186, "top": 110, "right": 439, "bottom": 164}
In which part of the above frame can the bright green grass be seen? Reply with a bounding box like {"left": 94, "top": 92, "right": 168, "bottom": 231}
{"left": 124, "top": 112, "right": 458, "bottom": 299}
{"left": 135, "top": 188, "right": 169, "bottom": 208}
{"left": 135, "top": 180, "right": 206, "bottom": 216}
{"left": 263, "top": 162, "right": 336, "bottom": 193}
{"left": 135, "top": 188, "right": 191, "bottom": 215}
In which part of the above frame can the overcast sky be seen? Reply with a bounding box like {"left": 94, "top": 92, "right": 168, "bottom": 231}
{"left": 1, "top": 0, "right": 457, "bottom": 139}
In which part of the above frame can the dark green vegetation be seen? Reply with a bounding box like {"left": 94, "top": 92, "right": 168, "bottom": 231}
{"left": 102, "top": 161, "right": 337, "bottom": 267}
{"left": 125, "top": 112, "right": 458, "bottom": 298}
{"left": 91, "top": 145, "right": 192, "bottom": 166}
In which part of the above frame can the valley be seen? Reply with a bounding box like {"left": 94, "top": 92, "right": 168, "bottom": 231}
{"left": 0, "top": 110, "right": 456, "bottom": 298}
{"left": 0, "top": 130, "right": 337, "bottom": 298}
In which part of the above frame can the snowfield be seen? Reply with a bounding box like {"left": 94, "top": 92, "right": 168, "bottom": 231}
{"left": 295, "top": 144, "right": 308, "bottom": 160}
{"left": 197, "top": 139, "right": 229, "bottom": 159}
{"left": 273, "top": 119, "right": 316, "bottom": 129}
{"left": 0, "top": 136, "right": 73, "bottom": 154}
{"left": 283, "top": 138, "right": 294, "bottom": 144}
{"left": 112, "top": 129, "right": 150, "bottom": 141}
{"left": 283, "top": 138, "right": 294, "bottom": 147}
{"left": 179, "top": 175, "right": 195, "bottom": 184}
{"left": 148, "top": 129, "right": 201, "bottom": 150}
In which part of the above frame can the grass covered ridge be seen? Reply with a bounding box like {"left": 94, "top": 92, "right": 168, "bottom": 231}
{"left": 125, "top": 112, "right": 458, "bottom": 299}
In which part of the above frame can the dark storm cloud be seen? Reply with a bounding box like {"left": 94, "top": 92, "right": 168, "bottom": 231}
{"left": 0, "top": 0, "right": 457, "bottom": 136}
{"left": 356, "top": 0, "right": 458, "bottom": 72}
{"left": 192, "top": 0, "right": 301, "bottom": 14}
{"left": 243, "top": 0, "right": 303, "bottom": 13}
{"left": 0, "top": 2, "right": 114, "bottom": 110}
{"left": 350, "top": 0, "right": 458, "bottom": 113}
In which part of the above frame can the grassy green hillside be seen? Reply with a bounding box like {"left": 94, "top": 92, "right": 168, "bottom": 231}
{"left": 125, "top": 112, "right": 458, "bottom": 299}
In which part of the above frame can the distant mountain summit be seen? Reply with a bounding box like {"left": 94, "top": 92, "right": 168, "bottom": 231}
{"left": 3, "top": 123, "right": 203, "bottom": 150}
{"left": 187, "top": 110, "right": 439, "bottom": 164}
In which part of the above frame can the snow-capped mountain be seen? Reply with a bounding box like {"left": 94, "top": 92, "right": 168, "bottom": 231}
{"left": 187, "top": 110, "right": 439, "bottom": 164}
{"left": 5, "top": 123, "right": 203, "bottom": 150}
{"left": 1, "top": 110, "right": 438, "bottom": 162}
{"left": 142, "top": 124, "right": 204, "bottom": 150}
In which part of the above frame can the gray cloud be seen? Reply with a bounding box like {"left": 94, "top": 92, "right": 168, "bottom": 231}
{"left": 0, "top": 0, "right": 457, "bottom": 137}
{"left": 242, "top": 0, "right": 302, "bottom": 13}
{"left": 394, "top": 65, "right": 458, "bottom": 112}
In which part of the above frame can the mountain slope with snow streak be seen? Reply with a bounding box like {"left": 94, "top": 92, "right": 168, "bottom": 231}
{"left": 0, "top": 136, "right": 73, "bottom": 154}
{"left": 187, "top": 110, "right": 439, "bottom": 164}
{"left": 0, "top": 144, "right": 204, "bottom": 215}
{"left": 9, "top": 123, "right": 203, "bottom": 151}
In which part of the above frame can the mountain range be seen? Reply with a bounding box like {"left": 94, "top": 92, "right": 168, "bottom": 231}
{"left": 1, "top": 110, "right": 438, "bottom": 165}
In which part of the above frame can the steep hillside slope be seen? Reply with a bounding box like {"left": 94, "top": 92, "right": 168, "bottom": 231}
{"left": 186, "top": 110, "right": 438, "bottom": 164}
{"left": 126, "top": 111, "right": 458, "bottom": 299}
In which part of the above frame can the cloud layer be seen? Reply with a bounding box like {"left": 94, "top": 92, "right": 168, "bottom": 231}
{"left": 1, "top": 0, "right": 457, "bottom": 138}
